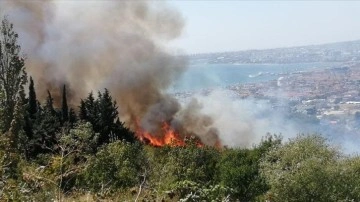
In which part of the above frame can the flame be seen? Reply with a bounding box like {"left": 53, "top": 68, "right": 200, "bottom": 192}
{"left": 134, "top": 120, "right": 221, "bottom": 148}
{"left": 135, "top": 121, "right": 186, "bottom": 147}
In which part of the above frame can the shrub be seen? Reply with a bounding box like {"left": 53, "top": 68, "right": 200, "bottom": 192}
{"left": 260, "top": 134, "right": 360, "bottom": 202}
{"left": 81, "top": 141, "right": 146, "bottom": 192}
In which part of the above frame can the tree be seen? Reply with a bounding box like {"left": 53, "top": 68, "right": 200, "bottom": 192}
{"left": 68, "top": 107, "right": 77, "bottom": 126}
{"left": 81, "top": 141, "right": 146, "bottom": 191}
{"left": 30, "top": 91, "right": 61, "bottom": 156}
{"left": 79, "top": 89, "right": 135, "bottom": 147}
{"left": 0, "top": 17, "right": 27, "bottom": 134}
{"left": 97, "top": 89, "right": 118, "bottom": 145}
{"left": 61, "top": 85, "right": 68, "bottom": 123}
{"left": 24, "top": 77, "right": 37, "bottom": 149}
{"left": 84, "top": 92, "right": 97, "bottom": 125}
{"left": 78, "top": 99, "right": 87, "bottom": 120}
{"left": 28, "top": 77, "right": 37, "bottom": 117}
{"left": 45, "top": 90, "right": 55, "bottom": 115}
{"left": 260, "top": 134, "right": 360, "bottom": 202}
{"left": 217, "top": 148, "right": 268, "bottom": 201}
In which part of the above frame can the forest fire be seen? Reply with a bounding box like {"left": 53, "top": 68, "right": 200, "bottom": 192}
{"left": 136, "top": 122, "right": 184, "bottom": 147}
{"left": 135, "top": 121, "right": 205, "bottom": 147}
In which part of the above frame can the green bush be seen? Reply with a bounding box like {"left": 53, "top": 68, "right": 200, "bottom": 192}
{"left": 167, "top": 138, "right": 220, "bottom": 184}
{"left": 145, "top": 138, "right": 220, "bottom": 200}
{"left": 216, "top": 134, "right": 281, "bottom": 201}
{"left": 81, "top": 141, "right": 146, "bottom": 192}
{"left": 260, "top": 134, "right": 360, "bottom": 202}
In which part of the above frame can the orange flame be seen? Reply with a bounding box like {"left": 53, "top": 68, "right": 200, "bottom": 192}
{"left": 135, "top": 121, "right": 186, "bottom": 147}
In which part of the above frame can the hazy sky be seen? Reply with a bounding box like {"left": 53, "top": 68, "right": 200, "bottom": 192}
{"left": 167, "top": 1, "right": 360, "bottom": 54}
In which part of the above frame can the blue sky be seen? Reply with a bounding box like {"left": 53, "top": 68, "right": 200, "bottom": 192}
{"left": 167, "top": 1, "right": 360, "bottom": 54}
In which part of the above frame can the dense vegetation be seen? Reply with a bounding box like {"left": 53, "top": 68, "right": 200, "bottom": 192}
{"left": 1, "top": 17, "right": 360, "bottom": 201}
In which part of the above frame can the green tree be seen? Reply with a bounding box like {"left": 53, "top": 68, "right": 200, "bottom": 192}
{"left": 24, "top": 77, "right": 37, "bottom": 152}
{"left": 84, "top": 92, "right": 98, "bottom": 125}
{"left": 217, "top": 148, "right": 268, "bottom": 201}
{"left": 0, "top": 17, "right": 28, "bottom": 152}
{"left": 78, "top": 99, "right": 87, "bottom": 120}
{"left": 79, "top": 89, "right": 135, "bottom": 147}
{"left": 81, "top": 141, "right": 146, "bottom": 191}
{"left": 28, "top": 77, "right": 37, "bottom": 117}
{"left": 0, "top": 17, "right": 27, "bottom": 133}
{"left": 30, "top": 91, "right": 61, "bottom": 156}
{"left": 260, "top": 134, "right": 360, "bottom": 202}
{"left": 97, "top": 89, "right": 117, "bottom": 144}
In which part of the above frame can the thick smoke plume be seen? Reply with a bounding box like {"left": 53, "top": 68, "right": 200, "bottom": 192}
{"left": 0, "top": 0, "right": 220, "bottom": 145}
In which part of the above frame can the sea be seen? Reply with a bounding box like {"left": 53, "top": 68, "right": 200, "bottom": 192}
{"left": 169, "top": 62, "right": 341, "bottom": 92}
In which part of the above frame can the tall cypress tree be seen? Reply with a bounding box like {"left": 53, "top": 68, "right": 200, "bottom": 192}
{"left": 24, "top": 76, "right": 37, "bottom": 144}
{"left": 28, "top": 77, "right": 37, "bottom": 117}
{"left": 61, "top": 85, "right": 68, "bottom": 123}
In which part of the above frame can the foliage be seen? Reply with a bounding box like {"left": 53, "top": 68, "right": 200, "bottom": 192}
{"left": 173, "top": 180, "right": 233, "bottom": 202}
{"left": 79, "top": 89, "right": 135, "bottom": 147}
{"left": 0, "top": 17, "right": 27, "bottom": 133}
{"left": 144, "top": 138, "right": 221, "bottom": 200}
{"left": 167, "top": 137, "right": 220, "bottom": 184}
{"left": 215, "top": 134, "right": 281, "bottom": 201}
{"left": 30, "top": 91, "right": 61, "bottom": 156}
{"left": 260, "top": 134, "right": 360, "bottom": 202}
{"left": 81, "top": 141, "right": 147, "bottom": 192}
{"left": 217, "top": 148, "right": 267, "bottom": 201}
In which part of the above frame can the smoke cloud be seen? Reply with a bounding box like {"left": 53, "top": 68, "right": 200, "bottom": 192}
{"left": 1, "top": 0, "right": 226, "bottom": 146}
{"left": 177, "top": 90, "right": 299, "bottom": 147}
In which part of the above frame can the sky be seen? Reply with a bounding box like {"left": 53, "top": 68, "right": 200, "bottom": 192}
{"left": 167, "top": 1, "right": 360, "bottom": 54}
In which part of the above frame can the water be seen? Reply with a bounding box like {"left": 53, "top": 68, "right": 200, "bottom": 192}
{"left": 170, "top": 62, "right": 340, "bottom": 92}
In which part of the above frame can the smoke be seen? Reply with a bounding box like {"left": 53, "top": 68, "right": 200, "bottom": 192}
{"left": 1, "top": 0, "right": 226, "bottom": 146}
{"left": 177, "top": 90, "right": 299, "bottom": 147}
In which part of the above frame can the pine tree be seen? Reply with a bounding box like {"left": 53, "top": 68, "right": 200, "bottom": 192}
{"left": 61, "top": 85, "right": 69, "bottom": 123}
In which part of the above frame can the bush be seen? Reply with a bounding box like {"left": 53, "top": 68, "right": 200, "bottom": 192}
{"left": 167, "top": 138, "right": 220, "bottom": 184}
{"left": 80, "top": 141, "right": 146, "bottom": 192}
{"left": 260, "top": 134, "right": 360, "bottom": 202}
{"left": 216, "top": 134, "right": 281, "bottom": 201}
{"left": 145, "top": 138, "right": 220, "bottom": 200}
